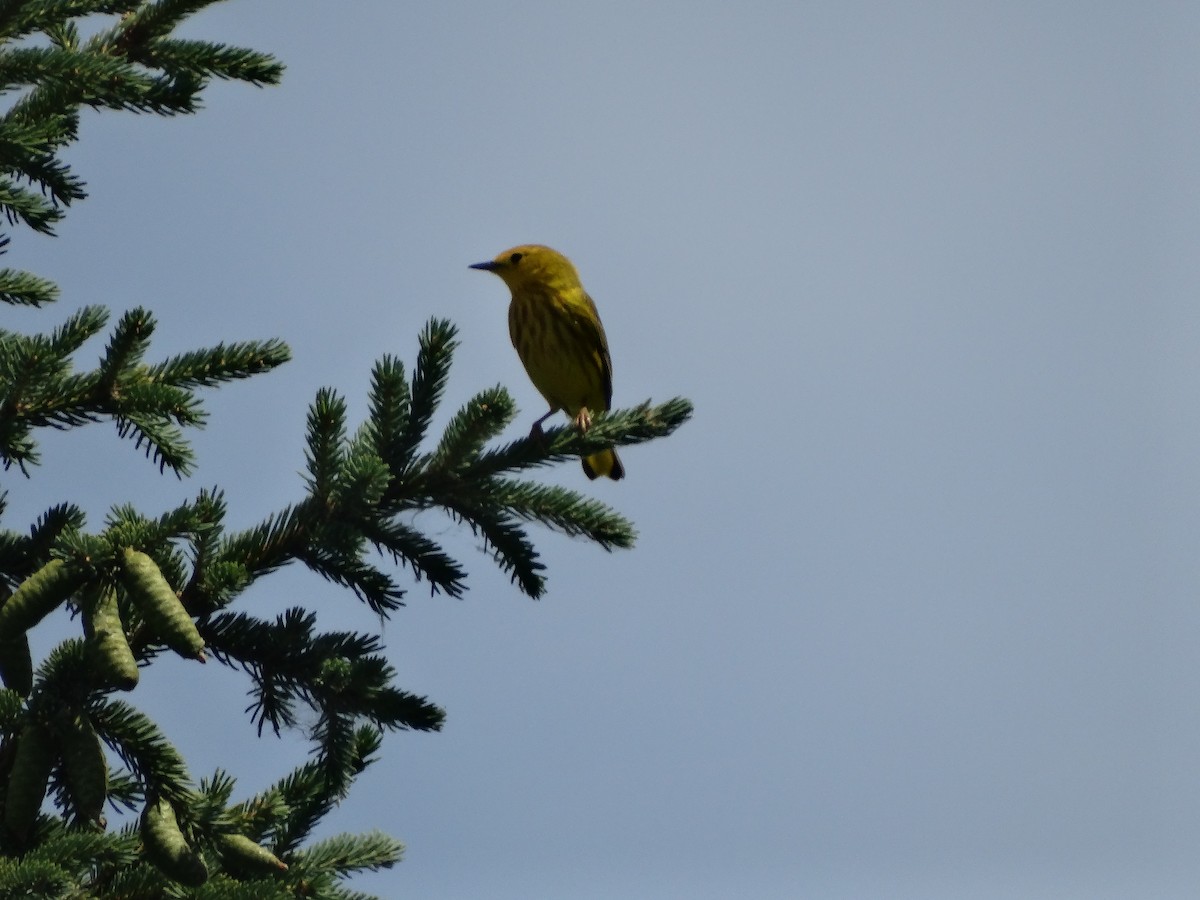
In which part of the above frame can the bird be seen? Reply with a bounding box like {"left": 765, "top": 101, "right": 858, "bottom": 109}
{"left": 470, "top": 244, "right": 624, "bottom": 480}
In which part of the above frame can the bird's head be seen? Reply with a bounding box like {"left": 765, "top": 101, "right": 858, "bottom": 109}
{"left": 470, "top": 244, "right": 581, "bottom": 293}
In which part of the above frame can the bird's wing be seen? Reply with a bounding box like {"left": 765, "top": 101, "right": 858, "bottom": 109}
{"left": 579, "top": 291, "right": 614, "bottom": 410}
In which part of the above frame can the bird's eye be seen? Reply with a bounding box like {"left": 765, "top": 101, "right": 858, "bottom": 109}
{"left": 509, "top": 252, "right": 523, "bottom": 264}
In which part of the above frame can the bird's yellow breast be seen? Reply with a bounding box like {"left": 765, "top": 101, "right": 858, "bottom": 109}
{"left": 508, "top": 285, "right": 610, "bottom": 417}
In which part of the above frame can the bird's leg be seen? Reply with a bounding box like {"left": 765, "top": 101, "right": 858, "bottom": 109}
{"left": 529, "top": 407, "right": 558, "bottom": 442}
{"left": 573, "top": 406, "right": 593, "bottom": 432}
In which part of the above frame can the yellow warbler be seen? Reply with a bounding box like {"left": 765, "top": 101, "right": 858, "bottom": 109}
{"left": 471, "top": 244, "right": 624, "bottom": 480}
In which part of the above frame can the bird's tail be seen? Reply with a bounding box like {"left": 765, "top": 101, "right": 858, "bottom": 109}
{"left": 582, "top": 448, "right": 624, "bottom": 481}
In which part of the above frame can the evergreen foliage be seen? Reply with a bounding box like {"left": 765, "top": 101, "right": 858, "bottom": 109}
{"left": 0, "top": 2, "right": 692, "bottom": 896}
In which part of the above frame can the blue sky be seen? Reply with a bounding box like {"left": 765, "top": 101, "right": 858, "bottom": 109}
{"left": 5, "top": 2, "right": 1200, "bottom": 897}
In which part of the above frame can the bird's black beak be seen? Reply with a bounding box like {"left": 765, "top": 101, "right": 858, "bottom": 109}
{"left": 469, "top": 260, "right": 499, "bottom": 272}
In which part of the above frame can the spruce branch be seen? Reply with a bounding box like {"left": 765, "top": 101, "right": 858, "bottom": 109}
{"left": 0, "top": 234, "right": 58, "bottom": 306}
{"left": 0, "top": 266, "right": 58, "bottom": 306}
{"left": 442, "top": 498, "right": 547, "bottom": 597}
{"left": 27, "top": 638, "right": 91, "bottom": 708}
{"left": 19, "top": 829, "right": 136, "bottom": 882}
{"left": 0, "top": 0, "right": 283, "bottom": 249}
{"left": 91, "top": 698, "right": 193, "bottom": 809}
{"left": 93, "top": 862, "right": 169, "bottom": 899}
{"left": 0, "top": 120, "right": 85, "bottom": 205}
{"left": 203, "top": 609, "right": 444, "bottom": 738}
{"left": 2, "top": 77, "right": 80, "bottom": 144}
{"left": 296, "top": 543, "right": 404, "bottom": 616}
{"left": 336, "top": 437, "right": 390, "bottom": 514}
{"left": 143, "top": 338, "right": 290, "bottom": 389}
{"left": 357, "top": 516, "right": 466, "bottom": 598}
{"left": 392, "top": 318, "right": 456, "bottom": 471}
{"left": 96, "top": 306, "right": 153, "bottom": 387}
{"left": 0, "top": 419, "right": 34, "bottom": 470}
{"left": 0, "top": 43, "right": 109, "bottom": 92}
{"left": 0, "top": 174, "right": 62, "bottom": 233}
{"left": 430, "top": 384, "right": 515, "bottom": 472}
{"left": 25, "top": 501, "right": 85, "bottom": 562}
{"left": 206, "top": 608, "right": 315, "bottom": 735}
{"left": 304, "top": 388, "right": 348, "bottom": 505}
{"left": 0, "top": 858, "right": 67, "bottom": 896}
{"left": 43, "top": 305, "right": 108, "bottom": 357}
{"left": 137, "top": 37, "right": 285, "bottom": 85}
{"left": 288, "top": 829, "right": 402, "bottom": 881}
{"left": 101, "top": 769, "right": 141, "bottom": 814}
{"left": 0, "top": 309, "right": 290, "bottom": 474}
{"left": 456, "top": 397, "right": 694, "bottom": 482}
{"left": 260, "top": 727, "right": 384, "bottom": 855}
{"left": 494, "top": 479, "right": 637, "bottom": 550}
{"left": 219, "top": 504, "right": 308, "bottom": 581}
{"left": 0, "top": 686, "right": 22, "bottom": 727}
{"left": 0, "top": 45, "right": 163, "bottom": 112}
{"left": 44, "top": 18, "right": 79, "bottom": 52}
{"left": 112, "top": 409, "right": 195, "bottom": 475}
{"left": 0, "top": 2, "right": 140, "bottom": 43}
{"left": 108, "top": 0, "right": 245, "bottom": 47}
{"left": 361, "top": 355, "right": 410, "bottom": 473}
{"left": 206, "top": 320, "right": 689, "bottom": 604}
